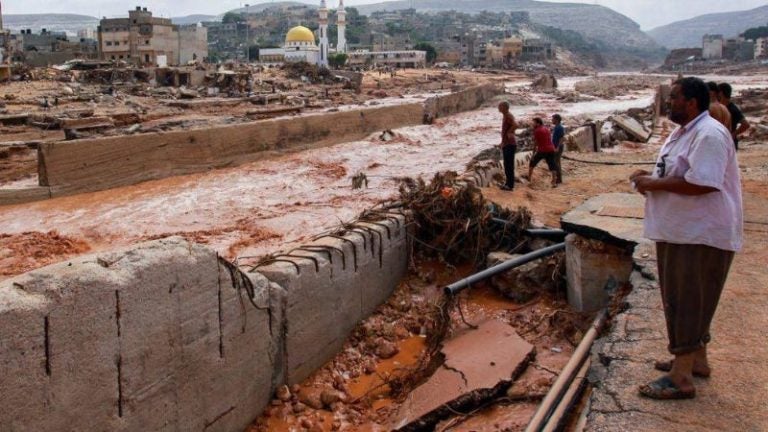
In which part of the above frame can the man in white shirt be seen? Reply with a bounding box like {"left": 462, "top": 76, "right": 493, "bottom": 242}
{"left": 630, "top": 77, "right": 743, "bottom": 400}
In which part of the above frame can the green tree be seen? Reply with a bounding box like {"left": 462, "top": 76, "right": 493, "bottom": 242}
{"left": 413, "top": 42, "right": 437, "bottom": 63}
{"left": 743, "top": 25, "right": 768, "bottom": 40}
{"left": 329, "top": 53, "right": 348, "bottom": 68}
{"left": 222, "top": 11, "right": 243, "bottom": 23}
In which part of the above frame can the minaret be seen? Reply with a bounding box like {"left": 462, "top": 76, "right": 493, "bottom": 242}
{"left": 337, "top": 0, "right": 347, "bottom": 54}
{"left": 318, "top": 0, "right": 329, "bottom": 67}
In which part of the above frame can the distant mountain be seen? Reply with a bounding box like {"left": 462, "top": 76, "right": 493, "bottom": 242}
{"left": 223, "top": 1, "right": 311, "bottom": 17}
{"left": 172, "top": 15, "right": 218, "bottom": 25}
{"left": 3, "top": 14, "right": 99, "bottom": 35}
{"left": 353, "top": 0, "right": 663, "bottom": 54}
{"left": 648, "top": 5, "right": 768, "bottom": 49}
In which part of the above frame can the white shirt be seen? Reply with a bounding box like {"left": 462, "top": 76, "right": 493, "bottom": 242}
{"left": 644, "top": 111, "right": 743, "bottom": 252}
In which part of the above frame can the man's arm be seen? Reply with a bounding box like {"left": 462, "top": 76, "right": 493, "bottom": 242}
{"left": 633, "top": 175, "right": 718, "bottom": 196}
{"left": 735, "top": 118, "right": 750, "bottom": 138}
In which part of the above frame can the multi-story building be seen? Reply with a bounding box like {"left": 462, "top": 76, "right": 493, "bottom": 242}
{"left": 520, "top": 39, "right": 553, "bottom": 62}
{"left": 722, "top": 37, "right": 754, "bottom": 62}
{"left": 702, "top": 34, "right": 723, "bottom": 60}
{"left": 756, "top": 37, "right": 768, "bottom": 59}
{"left": 98, "top": 7, "right": 207, "bottom": 66}
{"left": 346, "top": 50, "right": 426, "bottom": 68}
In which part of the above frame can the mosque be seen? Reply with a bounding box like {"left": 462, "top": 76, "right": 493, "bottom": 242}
{"left": 259, "top": 0, "right": 346, "bottom": 66}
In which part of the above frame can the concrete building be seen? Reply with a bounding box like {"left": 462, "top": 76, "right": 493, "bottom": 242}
{"left": 521, "top": 39, "right": 553, "bottom": 62}
{"left": 756, "top": 37, "right": 768, "bottom": 59}
{"left": 433, "top": 39, "right": 462, "bottom": 65}
{"left": 723, "top": 37, "right": 754, "bottom": 62}
{"left": 702, "top": 34, "right": 723, "bottom": 60}
{"left": 77, "top": 28, "right": 97, "bottom": 41}
{"left": 346, "top": 50, "right": 426, "bottom": 68}
{"left": 98, "top": 7, "right": 207, "bottom": 66}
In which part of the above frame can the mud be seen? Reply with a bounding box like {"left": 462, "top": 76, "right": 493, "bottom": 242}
{"left": 0, "top": 231, "right": 91, "bottom": 277}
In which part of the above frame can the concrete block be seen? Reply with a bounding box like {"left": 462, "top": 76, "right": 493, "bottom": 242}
{"left": 0, "top": 237, "right": 282, "bottom": 432}
{"left": 566, "top": 234, "right": 633, "bottom": 313}
{"left": 255, "top": 214, "right": 408, "bottom": 384}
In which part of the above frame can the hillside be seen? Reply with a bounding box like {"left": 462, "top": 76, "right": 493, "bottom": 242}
{"left": 171, "top": 15, "right": 218, "bottom": 25}
{"left": 647, "top": 5, "right": 768, "bottom": 49}
{"left": 355, "top": 0, "right": 664, "bottom": 56}
{"left": 3, "top": 14, "right": 99, "bottom": 35}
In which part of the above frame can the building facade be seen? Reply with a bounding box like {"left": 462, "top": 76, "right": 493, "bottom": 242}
{"left": 756, "top": 37, "right": 768, "bottom": 59}
{"left": 346, "top": 50, "right": 426, "bottom": 68}
{"left": 98, "top": 7, "right": 207, "bottom": 66}
{"left": 702, "top": 34, "right": 723, "bottom": 60}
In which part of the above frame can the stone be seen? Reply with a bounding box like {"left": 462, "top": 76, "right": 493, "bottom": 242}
{"left": 391, "top": 320, "right": 535, "bottom": 430}
{"left": 298, "top": 388, "right": 325, "bottom": 410}
{"left": 375, "top": 338, "right": 399, "bottom": 359}
{"left": 487, "top": 251, "right": 559, "bottom": 302}
{"left": 613, "top": 115, "right": 651, "bottom": 142}
{"left": 276, "top": 384, "right": 292, "bottom": 402}
{"left": 321, "top": 389, "right": 346, "bottom": 407}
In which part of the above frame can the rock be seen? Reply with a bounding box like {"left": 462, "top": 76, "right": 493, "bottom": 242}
{"left": 487, "top": 252, "right": 561, "bottom": 302}
{"left": 321, "top": 389, "right": 346, "bottom": 407}
{"left": 375, "top": 338, "right": 399, "bottom": 359}
{"left": 300, "top": 417, "right": 313, "bottom": 428}
{"left": 276, "top": 384, "right": 292, "bottom": 402}
{"left": 363, "top": 359, "right": 377, "bottom": 375}
{"left": 61, "top": 86, "right": 75, "bottom": 96}
{"left": 298, "top": 388, "right": 325, "bottom": 410}
{"left": 293, "top": 402, "right": 307, "bottom": 413}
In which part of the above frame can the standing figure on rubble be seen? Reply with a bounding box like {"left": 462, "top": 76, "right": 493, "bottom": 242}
{"left": 497, "top": 101, "right": 517, "bottom": 191}
{"left": 718, "top": 82, "right": 750, "bottom": 151}
{"left": 707, "top": 81, "right": 731, "bottom": 130}
{"left": 526, "top": 117, "right": 558, "bottom": 188}
{"left": 551, "top": 114, "right": 565, "bottom": 184}
{"left": 630, "top": 77, "right": 742, "bottom": 400}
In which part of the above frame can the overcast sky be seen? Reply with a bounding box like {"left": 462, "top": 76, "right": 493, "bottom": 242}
{"left": 4, "top": 0, "right": 767, "bottom": 30}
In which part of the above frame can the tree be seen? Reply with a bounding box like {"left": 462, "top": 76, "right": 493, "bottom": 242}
{"left": 329, "top": 53, "right": 348, "bottom": 68}
{"left": 414, "top": 42, "right": 437, "bottom": 63}
{"left": 743, "top": 25, "right": 768, "bottom": 41}
{"left": 248, "top": 45, "right": 259, "bottom": 60}
{"left": 222, "top": 12, "right": 243, "bottom": 23}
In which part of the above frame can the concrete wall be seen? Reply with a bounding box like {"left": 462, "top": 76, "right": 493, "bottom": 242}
{"left": 565, "top": 123, "right": 602, "bottom": 153}
{"left": 424, "top": 83, "right": 502, "bottom": 121}
{"left": 37, "top": 103, "right": 425, "bottom": 195}
{"left": 0, "top": 212, "right": 409, "bottom": 431}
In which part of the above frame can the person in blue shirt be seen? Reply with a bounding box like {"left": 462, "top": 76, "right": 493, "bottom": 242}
{"left": 551, "top": 114, "right": 565, "bottom": 184}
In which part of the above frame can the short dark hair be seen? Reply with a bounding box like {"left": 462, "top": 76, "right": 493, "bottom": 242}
{"left": 552, "top": 114, "right": 562, "bottom": 122}
{"left": 707, "top": 81, "right": 719, "bottom": 92}
{"left": 673, "top": 77, "right": 709, "bottom": 113}
{"left": 718, "top": 82, "right": 733, "bottom": 99}
{"left": 533, "top": 117, "right": 543, "bottom": 126}
{"left": 499, "top": 101, "right": 510, "bottom": 109}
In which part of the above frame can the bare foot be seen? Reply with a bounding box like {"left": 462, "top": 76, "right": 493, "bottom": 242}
{"left": 654, "top": 359, "right": 711, "bottom": 378}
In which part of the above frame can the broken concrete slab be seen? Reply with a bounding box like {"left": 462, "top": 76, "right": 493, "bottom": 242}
{"left": 560, "top": 193, "right": 645, "bottom": 249}
{"left": 391, "top": 320, "right": 534, "bottom": 430}
{"left": 612, "top": 115, "right": 651, "bottom": 142}
{"left": 0, "top": 112, "right": 30, "bottom": 126}
{"left": 565, "top": 234, "right": 633, "bottom": 313}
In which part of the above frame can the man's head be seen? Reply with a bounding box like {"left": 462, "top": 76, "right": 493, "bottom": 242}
{"left": 707, "top": 81, "right": 720, "bottom": 103}
{"left": 533, "top": 117, "right": 543, "bottom": 127}
{"left": 669, "top": 77, "right": 709, "bottom": 126}
{"left": 498, "top": 101, "right": 510, "bottom": 114}
{"left": 551, "top": 114, "right": 562, "bottom": 125}
{"left": 718, "top": 82, "right": 733, "bottom": 103}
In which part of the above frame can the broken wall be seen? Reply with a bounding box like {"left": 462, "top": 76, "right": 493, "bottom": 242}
{"left": 37, "top": 103, "right": 425, "bottom": 196}
{"left": 565, "top": 123, "right": 602, "bottom": 152}
{"left": 424, "top": 83, "right": 503, "bottom": 121}
{"left": 0, "top": 211, "right": 410, "bottom": 431}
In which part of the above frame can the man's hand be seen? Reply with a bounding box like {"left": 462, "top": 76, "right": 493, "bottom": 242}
{"left": 633, "top": 175, "right": 655, "bottom": 194}
{"left": 629, "top": 169, "right": 651, "bottom": 181}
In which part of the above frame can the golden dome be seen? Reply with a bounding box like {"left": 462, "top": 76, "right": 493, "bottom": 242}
{"left": 286, "top": 26, "right": 316, "bottom": 44}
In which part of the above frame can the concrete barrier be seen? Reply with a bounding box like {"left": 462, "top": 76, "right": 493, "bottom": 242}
{"left": 565, "top": 123, "right": 603, "bottom": 152}
{"left": 37, "top": 103, "right": 425, "bottom": 196}
{"left": 0, "top": 213, "right": 410, "bottom": 430}
{"left": 424, "top": 83, "right": 502, "bottom": 121}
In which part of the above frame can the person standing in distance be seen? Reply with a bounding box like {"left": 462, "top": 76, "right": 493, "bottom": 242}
{"left": 498, "top": 101, "right": 517, "bottom": 191}
{"left": 630, "top": 77, "right": 743, "bottom": 400}
{"left": 718, "top": 82, "right": 750, "bottom": 150}
{"left": 551, "top": 114, "right": 565, "bottom": 184}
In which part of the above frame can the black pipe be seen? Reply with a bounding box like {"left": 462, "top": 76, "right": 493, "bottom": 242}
{"left": 444, "top": 242, "right": 565, "bottom": 296}
{"left": 491, "top": 219, "right": 567, "bottom": 242}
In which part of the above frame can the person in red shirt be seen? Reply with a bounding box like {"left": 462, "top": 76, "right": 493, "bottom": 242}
{"left": 527, "top": 117, "right": 558, "bottom": 187}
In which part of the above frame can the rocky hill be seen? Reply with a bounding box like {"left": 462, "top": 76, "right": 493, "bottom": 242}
{"left": 647, "top": 5, "right": 768, "bottom": 49}
{"left": 3, "top": 14, "right": 99, "bottom": 35}
{"left": 171, "top": 15, "right": 218, "bottom": 25}
{"left": 355, "top": 0, "right": 664, "bottom": 57}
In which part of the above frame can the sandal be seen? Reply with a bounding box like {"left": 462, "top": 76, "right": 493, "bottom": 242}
{"left": 639, "top": 376, "right": 696, "bottom": 400}
{"left": 654, "top": 360, "right": 711, "bottom": 378}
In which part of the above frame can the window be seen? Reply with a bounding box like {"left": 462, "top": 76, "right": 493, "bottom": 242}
{"left": 145, "top": 54, "right": 150, "bottom": 62}
{"left": 111, "top": 55, "right": 115, "bottom": 59}
{"left": 114, "top": 41, "right": 119, "bottom": 46}
{"left": 145, "top": 40, "right": 150, "bottom": 45}
{"left": 106, "top": 41, "right": 112, "bottom": 46}
{"left": 119, "top": 55, "right": 124, "bottom": 59}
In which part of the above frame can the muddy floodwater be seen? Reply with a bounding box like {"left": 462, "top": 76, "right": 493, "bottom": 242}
{"left": 0, "top": 73, "right": 759, "bottom": 280}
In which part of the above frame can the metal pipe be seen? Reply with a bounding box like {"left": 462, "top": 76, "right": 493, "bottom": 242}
{"left": 443, "top": 242, "right": 565, "bottom": 296}
{"left": 542, "top": 358, "right": 591, "bottom": 432}
{"left": 525, "top": 309, "right": 608, "bottom": 432}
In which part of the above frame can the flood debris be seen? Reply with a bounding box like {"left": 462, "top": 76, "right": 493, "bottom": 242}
{"left": 391, "top": 320, "right": 535, "bottom": 431}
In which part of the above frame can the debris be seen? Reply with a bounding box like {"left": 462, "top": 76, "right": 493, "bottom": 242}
{"left": 612, "top": 115, "right": 651, "bottom": 142}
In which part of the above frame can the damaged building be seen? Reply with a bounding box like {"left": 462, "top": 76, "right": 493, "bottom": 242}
{"left": 97, "top": 6, "right": 207, "bottom": 66}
